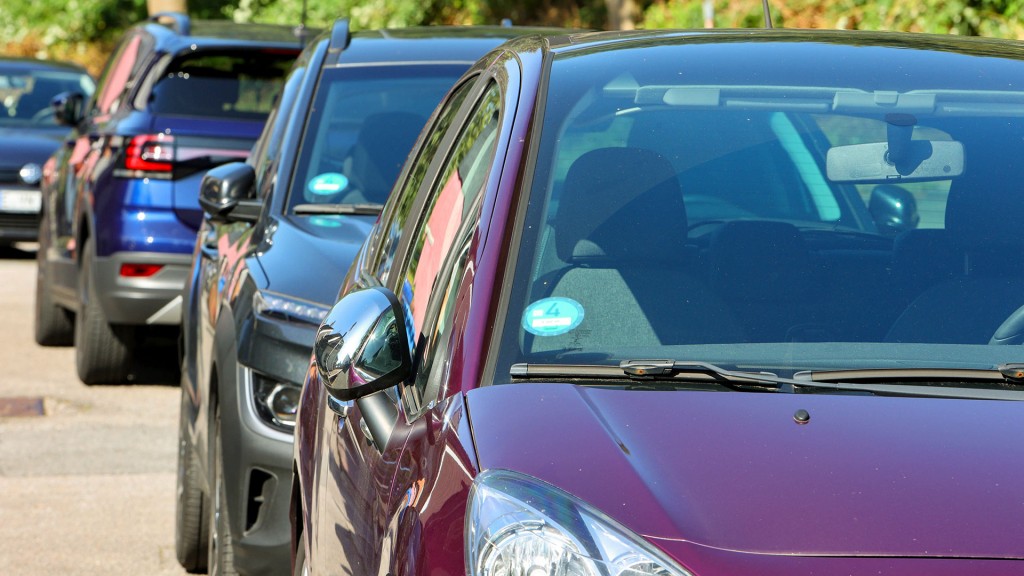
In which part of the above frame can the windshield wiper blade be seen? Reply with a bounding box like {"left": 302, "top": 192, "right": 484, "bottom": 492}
{"left": 796, "top": 364, "right": 1024, "bottom": 386}
{"left": 511, "top": 360, "right": 799, "bottom": 392}
{"left": 511, "top": 361, "right": 1024, "bottom": 400}
{"left": 292, "top": 202, "right": 383, "bottom": 216}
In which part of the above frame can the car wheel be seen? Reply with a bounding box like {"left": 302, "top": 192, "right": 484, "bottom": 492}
{"left": 34, "top": 234, "right": 74, "bottom": 346}
{"left": 293, "top": 529, "right": 309, "bottom": 576}
{"left": 74, "top": 238, "right": 134, "bottom": 384}
{"left": 207, "top": 402, "right": 237, "bottom": 576}
{"left": 175, "top": 385, "right": 209, "bottom": 573}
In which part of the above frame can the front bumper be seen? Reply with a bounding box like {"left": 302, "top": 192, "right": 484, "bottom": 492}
{"left": 0, "top": 184, "right": 41, "bottom": 243}
{"left": 93, "top": 252, "right": 192, "bottom": 325}
{"left": 223, "top": 364, "right": 296, "bottom": 576}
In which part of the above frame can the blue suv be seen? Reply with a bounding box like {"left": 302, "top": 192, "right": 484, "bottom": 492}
{"left": 34, "top": 13, "right": 303, "bottom": 384}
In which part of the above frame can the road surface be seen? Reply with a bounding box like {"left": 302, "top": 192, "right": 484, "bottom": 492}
{"left": 0, "top": 243, "right": 190, "bottom": 575}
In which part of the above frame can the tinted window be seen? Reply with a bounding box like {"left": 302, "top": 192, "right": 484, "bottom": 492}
{"left": 287, "top": 64, "right": 469, "bottom": 212}
{"left": 148, "top": 51, "right": 295, "bottom": 119}
{"left": 496, "top": 40, "right": 1024, "bottom": 377}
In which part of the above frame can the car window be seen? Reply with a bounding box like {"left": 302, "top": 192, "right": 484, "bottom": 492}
{"left": 0, "top": 66, "right": 94, "bottom": 127}
{"left": 286, "top": 64, "right": 470, "bottom": 215}
{"left": 146, "top": 51, "right": 295, "bottom": 119}
{"left": 372, "top": 78, "right": 476, "bottom": 285}
{"left": 92, "top": 34, "right": 142, "bottom": 116}
{"left": 399, "top": 83, "right": 501, "bottom": 415}
{"left": 495, "top": 43, "right": 1024, "bottom": 379}
{"left": 252, "top": 61, "right": 309, "bottom": 201}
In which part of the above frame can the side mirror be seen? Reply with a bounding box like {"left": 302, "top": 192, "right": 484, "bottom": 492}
{"left": 51, "top": 91, "right": 85, "bottom": 126}
{"left": 869, "top": 184, "right": 920, "bottom": 237}
{"left": 199, "top": 162, "right": 259, "bottom": 223}
{"left": 314, "top": 287, "right": 412, "bottom": 403}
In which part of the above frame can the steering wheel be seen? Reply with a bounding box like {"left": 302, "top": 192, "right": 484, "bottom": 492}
{"left": 990, "top": 304, "right": 1024, "bottom": 345}
{"left": 31, "top": 107, "right": 56, "bottom": 124}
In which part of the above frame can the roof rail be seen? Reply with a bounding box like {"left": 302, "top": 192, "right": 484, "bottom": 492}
{"left": 150, "top": 11, "right": 191, "bottom": 36}
{"left": 329, "top": 18, "right": 351, "bottom": 51}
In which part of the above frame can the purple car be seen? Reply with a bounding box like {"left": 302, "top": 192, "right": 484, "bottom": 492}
{"left": 292, "top": 28, "right": 1024, "bottom": 575}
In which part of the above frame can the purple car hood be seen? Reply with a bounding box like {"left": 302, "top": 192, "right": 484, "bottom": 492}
{"left": 466, "top": 383, "right": 1024, "bottom": 559}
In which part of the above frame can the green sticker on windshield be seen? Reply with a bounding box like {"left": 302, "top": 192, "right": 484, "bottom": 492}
{"left": 307, "top": 172, "right": 349, "bottom": 196}
{"left": 523, "top": 297, "right": 584, "bottom": 336}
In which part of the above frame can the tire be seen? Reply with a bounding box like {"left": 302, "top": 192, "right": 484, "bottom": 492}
{"left": 293, "top": 529, "right": 308, "bottom": 576}
{"left": 74, "top": 238, "right": 134, "bottom": 384}
{"left": 208, "top": 402, "right": 238, "bottom": 576}
{"left": 175, "top": 385, "right": 209, "bottom": 573}
{"left": 34, "top": 237, "right": 74, "bottom": 346}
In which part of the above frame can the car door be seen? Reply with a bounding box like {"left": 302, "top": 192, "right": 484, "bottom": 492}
{"left": 310, "top": 73, "right": 511, "bottom": 574}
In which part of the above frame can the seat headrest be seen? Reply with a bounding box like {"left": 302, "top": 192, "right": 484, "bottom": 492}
{"left": 344, "top": 112, "right": 426, "bottom": 204}
{"left": 945, "top": 173, "right": 1024, "bottom": 251}
{"left": 555, "top": 147, "right": 688, "bottom": 263}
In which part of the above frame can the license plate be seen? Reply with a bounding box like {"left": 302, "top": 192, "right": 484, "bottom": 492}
{"left": 0, "top": 189, "right": 42, "bottom": 213}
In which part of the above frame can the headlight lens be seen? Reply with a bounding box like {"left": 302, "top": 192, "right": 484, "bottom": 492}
{"left": 466, "top": 470, "right": 692, "bottom": 576}
{"left": 252, "top": 290, "right": 330, "bottom": 326}
{"left": 252, "top": 371, "right": 300, "bottom": 432}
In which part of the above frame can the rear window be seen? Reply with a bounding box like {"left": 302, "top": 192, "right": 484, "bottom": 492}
{"left": 147, "top": 50, "right": 296, "bottom": 119}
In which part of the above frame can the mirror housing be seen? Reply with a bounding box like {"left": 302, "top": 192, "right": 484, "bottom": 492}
{"left": 314, "top": 287, "right": 413, "bottom": 403}
{"left": 51, "top": 91, "right": 85, "bottom": 126}
{"left": 826, "top": 140, "right": 964, "bottom": 183}
{"left": 869, "top": 184, "right": 920, "bottom": 237}
{"left": 199, "top": 162, "right": 259, "bottom": 223}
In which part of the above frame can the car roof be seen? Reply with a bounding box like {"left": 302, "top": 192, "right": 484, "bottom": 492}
{"left": 541, "top": 27, "right": 1024, "bottom": 56}
{"left": 0, "top": 57, "right": 91, "bottom": 74}
{"left": 323, "top": 25, "right": 569, "bottom": 66}
{"left": 139, "top": 17, "right": 308, "bottom": 53}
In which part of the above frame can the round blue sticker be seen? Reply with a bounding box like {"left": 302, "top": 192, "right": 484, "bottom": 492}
{"left": 309, "top": 215, "right": 343, "bottom": 228}
{"left": 307, "top": 172, "right": 349, "bottom": 196}
{"left": 522, "top": 297, "right": 585, "bottom": 336}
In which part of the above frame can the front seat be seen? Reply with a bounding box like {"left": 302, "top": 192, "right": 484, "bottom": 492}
{"left": 886, "top": 174, "right": 1024, "bottom": 344}
{"left": 526, "top": 146, "right": 744, "bottom": 356}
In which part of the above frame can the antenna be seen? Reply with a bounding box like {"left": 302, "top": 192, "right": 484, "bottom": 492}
{"left": 762, "top": 0, "right": 774, "bottom": 28}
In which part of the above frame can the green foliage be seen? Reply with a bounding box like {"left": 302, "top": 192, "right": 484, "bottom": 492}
{"left": 1, "top": 0, "right": 147, "bottom": 46}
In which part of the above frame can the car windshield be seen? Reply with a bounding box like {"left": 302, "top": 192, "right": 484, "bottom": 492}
{"left": 286, "top": 64, "right": 469, "bottom": 234}
{"left": 0, "top": 66, "right": 94, "bottom": 127}
{"left": 497, "top": 35, "right": 1024, "bottom": 377}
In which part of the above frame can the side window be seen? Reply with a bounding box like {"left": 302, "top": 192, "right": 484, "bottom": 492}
{"left": 398, "top": 83, "right": 503, "bottom": 415}
{"left": 372, "top": 79, "right": 476, "bottom": 283}
{"left": 92, "top": 34, "right": 142, "bottom": 116}
{"left": 252, "top": 63, "right": 308, "bottom": 201}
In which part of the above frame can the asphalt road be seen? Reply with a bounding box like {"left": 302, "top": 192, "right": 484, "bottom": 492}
{"left": 0, "top": 243, "right": 190, "bottom": 575}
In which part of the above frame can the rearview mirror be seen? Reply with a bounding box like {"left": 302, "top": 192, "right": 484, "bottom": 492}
{"left": 826, "top": 140, "right": 964, "bottom": 183}
{"left": 313, "top": 287, "right": 412, "bottom": 403}
{"left": 869, "top": 184, "right": 919, "bottom": 237}
{"left": 198, "top": 162, "right": 259, "bottom": 223}
{"left": 51, "top": 91, "right": 85, "bottom": 127}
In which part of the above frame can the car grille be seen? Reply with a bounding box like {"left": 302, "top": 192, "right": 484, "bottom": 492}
{"left": 0, "top": 169, "right": 21, "bottom": 184}
{"left": 0, "top": 213, "right": 41, "bottom": 232}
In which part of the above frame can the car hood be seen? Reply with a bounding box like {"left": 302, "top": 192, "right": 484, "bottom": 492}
{"left": 466, "top": 383, "right": 1024, "bottom": 559}
{"left": 0, "top": 128, "right": 65, "bottom": 168}
{"left": 255, "top": 214, "right": 375, "bottom": 306}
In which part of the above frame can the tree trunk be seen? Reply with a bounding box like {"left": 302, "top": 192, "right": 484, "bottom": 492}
{"left": 147, "top": 0, "right": 187, "bottom": 16}
{"left": 605, "top": 0, "right": 637, "bottom": 30}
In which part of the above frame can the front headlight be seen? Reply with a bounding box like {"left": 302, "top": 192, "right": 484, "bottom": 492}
{"left": 252, "top": 290, "right": 330, "bottom": 326}
{"left": 466, "top": 470, "right": 692, "bottom": 576}
{"left": 251, "top": 371, "right": 301, "bottom": 432}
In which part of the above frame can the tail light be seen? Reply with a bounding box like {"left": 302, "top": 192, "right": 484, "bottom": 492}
{"left": 123, "top": 134, "right": 175, "bottom": 174}
{"left": 120, "top": 263, "right": 164, "bottom": 277}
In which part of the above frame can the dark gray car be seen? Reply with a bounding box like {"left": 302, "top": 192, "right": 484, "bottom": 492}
{"left": 175, "top": 19, "right": 550, "bottom": 575}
